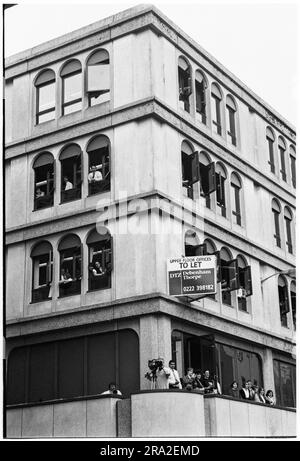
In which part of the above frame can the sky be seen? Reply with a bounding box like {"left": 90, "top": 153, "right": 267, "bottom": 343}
{"left": 2, "top": 0, "right": 299, "bottom": 125}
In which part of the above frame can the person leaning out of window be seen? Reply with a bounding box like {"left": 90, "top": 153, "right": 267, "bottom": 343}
{"left": 168, "top": 360, "right": 182, "bottom": 389}
{"left": 265, "top": 389, "right": 276, "bottom": 405}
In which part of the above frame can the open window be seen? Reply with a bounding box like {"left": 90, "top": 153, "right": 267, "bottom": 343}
{"left": 60, "top": 144, "right": 82, "bottom": 203}
{"left": 61, "top": 59, "right": 82, "bottom": 115}
{"left": 181, "top": 141, "right": 199, "bottom": 199}
{"left": 278, "top": 276, "right": 289, "bottom": 327}
{"left": 87, "top": 135, "right": 110, "bottom": 195}
{"left": 58, "top": 234, "right": 82, "bottom": 297}
{"left": 195, "top": 70, "right": 207, "bottom": 124}
{"left": 266, "top": 127, "right": 275, "bottom": 173}
{"left": 278, "top": 136, "right": 287, "bottom": 182}
{"left": 35, "top": 69, "right": 56, "bottom": 124}
{"left": 86, "top": 49, "right": 110, "bottom": 106}
{"left": 33, "top": 152, "right": 55, "bottom": 210}
{"left": 199, "top": 151, "right": 215, "bottom": 209}
{"left": 215, "top": 162, "right": 227, "bottom": 217}
{"left": 87, "top": 227, "right": 113, "bottom": 291}
{"left": 272, "top": 198, "right": 281, "bottom": 248}
{"left": 290, "top": 145, "right": 296, "bottom": 188}
{"left": 211, "top": 83, "right": 222, "bottom": 135}
{"left": 184, "top": 230, "right": 205, "bottom": 256}
{"left": 31, "top": 241, "right": 53, "bottom": 303}
{"left": 236, "top": 255, "right": 252, "bottom": 311}
{"left": 290, "top": 281, "right": 296, "bottom": 330}
{"left": 178, "top": 56, "right": 192, "bottom": 112}
{"left": 220, "top": 248, "right": 239, "bottom": 306}
{"left": 284, "top": 206, "right": 293, "bottom": 254}
{"left": 226, "top": 95, "right": 237, "bottom": 146}
{"left": 231, "top": 172, "right": 242, "bottom": 225}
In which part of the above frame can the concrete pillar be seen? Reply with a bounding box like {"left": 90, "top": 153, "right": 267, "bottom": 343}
{"left": 262, "top": 348, "right": 275, "bottom": 393}
{"left": 139, "top": 314, "right": 172, "bottom": 389}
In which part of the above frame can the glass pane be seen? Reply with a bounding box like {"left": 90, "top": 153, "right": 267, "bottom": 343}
{"left": 118, "top": 330, "right": 140, "bottom": 398}
{"left": 89, "top": 90, "right": 110, "bottom": 106}
{"left": 280, "top": 362, "right": 295, "bottom": 407}
{"left": 87, "top": 332, "right": 115, "bottom": 395}
{"left": 38, "top": 82, "right": 55, "bottom": 111}
{"left": 7, "top": 347, "right": 27, "bottom": 404}
{"left": 29, "top": 343, "right": 55, "bottom": 403}
{"left": 58, "top": 337, "right": 84, "bottom": 399}
{"left": 236, "top": 349, "right": 251, "bottom": 386}
{"left": 219, "top": 344, "right": 235, "bottom": 394}
{"left": 38, "top": 110, "right": 55, "bottom": 124}
{"left": 63, "top": 101, "right": 82, "bottom": 115}
{"left": 63, "top": 73, "right": 82, "bottom": 103}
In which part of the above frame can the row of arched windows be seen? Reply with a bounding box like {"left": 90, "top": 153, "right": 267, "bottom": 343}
{"left": 278, "top": 276, "right": 296, "bottom": 329}
{"left": 271, "top": 199, "right": 294, "bottom": 254}
{"left": 34, "top": 49, "right": 110, "bottom": 124}
{"left": 266, "top": 126, "right": 296, "bottom": 188}
{"left": 33, "top": 134, "right": 110, "bottom": 210}
{"left": 181, "top": 140, "right": 243, "bottom": 224}
{"left": 178, "top": 56, "right": 238, "bottom": 147}
{"left": 30, "top": 228, "right": 112, "bottom": 302}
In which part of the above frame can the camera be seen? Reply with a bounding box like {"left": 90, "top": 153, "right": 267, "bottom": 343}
{"left": 148, "top": 359, "right": 163, "bottom": 371}
{"left": 112, "top": 389, "right": 118, "bottom": 395}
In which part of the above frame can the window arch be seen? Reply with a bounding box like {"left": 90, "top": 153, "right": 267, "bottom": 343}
{"left": 87, "top": 135, "right": 110, "bottom": 195}
{"left": 35, "top": 69, "right": 56, "bottom": 124}
{"left": 272, "top": 198, "right": 281, "bottom": 247}
{"left": 266, "top": 126, "right": 276, "bottom": 173}
{"left": 203, "top": 238, "right": 217, "bottom": 255}
{"left": 58, "top": 234, "right": 82, "bottom": 297}
{"left": 220, "top": 247, "right": 233, "bottom": 306}
{"left": 284, "top": 206, "right": 293, "bottom": 254}
{"left": 87, "top": 227, "right": 113, "bottom": 291}
{"left": 33, "top": 152, "right": 55, "bottom": 210}
{"left": 184, "top": 229, "right": 204, "bottom": 256}
{"left": 211, "top": 82, "right": 223, "bottom": 135}
{"left": 181, "top": 140, "right": 197, "bottom": 199}
{"left": 195, "top": 70, "right": 207, "bottom": 123}
{"left": 290, "top": 281, "right": 296, "bottom": 329}
{"left": 215, "top": 162, "right": 227, "bottom": 217}
{"left": 59, "top": 143, "right": 82, "bottom": 203}
{"left": 290, "top": 144, "right": 296, "bottom": 188}
{"left": 278, "top": 136, "right": 287, "bottom": 182}
{"left": 86, "top": 49, "right": 110, "bottom": 106}
{"left": 226, "top": 95, "right": 237, "bottom": 146}
{"left": 31, "top": 241, "right": 53, "bottom": 302}
{"left": 199, "top": 151, "right": 213, "bottom": 208}
{"left": 278, "top": 276, "right": 289, "bottom": 327}
{"left": 231, "top": 172, "right": 242, "bottom": 225}
{"left": 60, "top": 59, "right": 82, "bottom": 115}
{"left": 178, "top": 56, "right": 192, "bottom": 112}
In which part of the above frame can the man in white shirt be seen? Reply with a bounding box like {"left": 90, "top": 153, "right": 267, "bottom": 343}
{"left": 88, "top": 165, "right": 103, "bottom": 182}
{"left": 64, "top": 176, "right": 73, "bottom": 190}
{"left": 168, "top": 360, "right": 182, "bottom": 389}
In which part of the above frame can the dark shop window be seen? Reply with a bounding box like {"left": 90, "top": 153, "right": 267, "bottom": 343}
{"left": 87, "top": 135, "right": 110, "bottom": 196}
{"left": 178, "top": 56, "right": 192, "bottom": 112}
{"left": 58, "top": 337, "right": 85, "bottom": 399}
{"left": 60, "top": 144, "right": 82, "bottom": 203}
{"left": 61, "top": 59, "right": 82, "bottom": 115}
{"left": 87, "top": 228, "right": 113, "bottom": 291}
{"left": 273, "top": 360, "right": 296, "bottom": 408}
{"left": 29, "top": 342, "right": 55, "bottom": 403}
{"left": 35, "top": 69, "right": 56, "bottom": 124}
{"left": 31, "top": 241, "right": 53, "bottom": 303}
{"left": 58, "top": 234, "right": 82, "bottom": 297}
{"left": 33, "top": 152, "right": 55, "bottom": 210}
{"left": 86, "top": 49, "right": 110, "bottom": 106}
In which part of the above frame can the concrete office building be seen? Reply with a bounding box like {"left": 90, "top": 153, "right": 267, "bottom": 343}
{"left": 5, "top": 5, "right": 296, "bottom": 438}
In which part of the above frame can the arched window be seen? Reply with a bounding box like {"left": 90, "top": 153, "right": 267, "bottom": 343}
{"left": 195, "top": 70, "right": 207, "bottom": 124}
{"left": 31, "top": 241, "right": 53, "bottom": 302}
{"left": 199, "top": 151, "right": 213, "bottom": 208}
{"left": 58, "top": 234, "right": 82, "bottom": 297}
{"left": 203, "top": 238, "right": 218, "bottom": 299}
{"left": 87, "top": 227, "right": 113, "bottom": 291}
{"left": 184, "top": 229, "right": 204, "bottom": 256}
{"left": 290, "top": 145, "right": 296, "bottom": 188}
{"left": 272, "top": 198, "right": 281, "bottom": 247}
{"left": 237, "top": 255, "right": 249, "bottom": 312}
{"left": 278, "top": 136, "right": 287, "bottom": 182}
{"left": 216, "top": 162, "right": 227, "bottom": 217}
{"left": 278, "top": 276, "right": 289, "bottom": 327}
{"left": 181, "top": 141, "right": 198, "bottom": 199}
{"left": 231, "top": 172, "right": 242, "bottom": 225}
{"left": 86, "top": 49, "right": 110, "bottom": 107}
{"left": 284, "top": 206, "right": 293, "bottom": 254}
{"left": 33, "top": 152, "right": 55, "bottom": 210}
{"left": 178, "top": 56, "right": 192, "bottom": 112}
{"left": 60, "top": 60, "right": 82, "bottom": 115}
{"left": 211, "top": 83, "right": 222, "bottom": 135}
{"left": 87, "top": 135, "right": 110, "bottom": 195}
{"left": 35, "top": 69, "right": 56, "bottom": 124}
{"left": 59, "top": 144, "right": 82, "bottom": 203}
{"left": 226, "top": 95, "right": 237, "bottom": 146}
{"left": 290, "top": 281, "right": 296, "bottom": 329}
{"left": 220, "top": 247, "right": 233, "bottom": 306}
{"left": 266, "top": 127, "right": 275, "bottom": 173}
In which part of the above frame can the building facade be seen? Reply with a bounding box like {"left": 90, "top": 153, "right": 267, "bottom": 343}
{"left": 4, "top": 5, "right": 296, "bottom": 437}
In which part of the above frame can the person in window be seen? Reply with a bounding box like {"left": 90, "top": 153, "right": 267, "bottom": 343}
{"left": 240, "top": 380, "right": 254, "bottom": 400}
{"left": 168, "top": 360, "right": 182, "bottom": 389}
{"left": 253, "top": 385, "right": 261, "bottom": 402}
{"left": 60, "top": 268, "right": 73, "bottom": 283}
{"left": 193, "top": 370, "right": 204, "bottom": 393}
{"left": 265, "top": 389, "right": 275, "bottom": 406}
{"left": 200, "top": 370, "right": 215, "bottom": 394}
{"left": 228, "top": 381, "right": 239, "bottom": 399}
{"left": 182, "top": 367, "right": 196, "bottom": 390}
{"left": 36, "top": 188, "right": 45, "bottom": 198}
{"left": 257, "top": 387, "right": 266, "bottom": 404}
{"left": 88, "top": 165, "right": 103, "bottom": 183}
{"left": 145, "top": 357, "right": 171, "bottom": 390}
{"left": 64, "top": 176, "right": 73, "bottom": 190}
{"left": 92, "top": 260, "right": 105, "bottom": 276}
{"left": 101, "top": 382, "right": 122, "bottom": 396}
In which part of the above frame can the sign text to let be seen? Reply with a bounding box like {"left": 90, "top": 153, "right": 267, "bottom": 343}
{"left": 167, "top": 255, "right": 217, "bottom": 296}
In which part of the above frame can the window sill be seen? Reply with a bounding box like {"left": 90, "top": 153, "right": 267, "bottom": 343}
{"left": 57, "top": 293, "right": 81, "bottom": 299}
{"left": 32, "top": 205, "right": 53, "bottom": 212}
{"left": 59, "top": 198, "right": 81, "bottom": 205}
{"left": 30, "top": 297, "right": 52, "bottom": 304}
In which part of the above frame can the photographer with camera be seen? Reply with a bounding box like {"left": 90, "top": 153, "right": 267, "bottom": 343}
{"left": 101, "top": 382, "right": 122, "bottom": 396}
{"left": 145, "top": 357, "right": 171, "bottom": 390}
{"left": 168, "top": 360, "right": 182, "bottom": 389}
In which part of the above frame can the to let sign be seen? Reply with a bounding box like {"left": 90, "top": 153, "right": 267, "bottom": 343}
{"left": 167, "top": 255, "right": 217, "bottom": 296}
